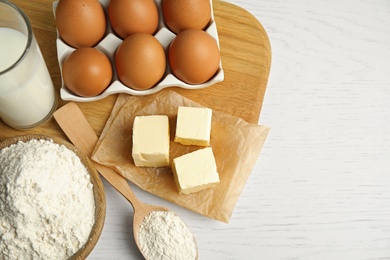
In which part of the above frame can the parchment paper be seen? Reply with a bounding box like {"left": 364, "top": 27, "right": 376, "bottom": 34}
{"left": 92, "top": 90, "right": 269, "bottom": 223}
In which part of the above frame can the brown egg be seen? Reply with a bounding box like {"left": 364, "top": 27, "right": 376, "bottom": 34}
{"left": 115, "top": 33, "right": 166, "bottom": 90}
{"left": 55, "top": 0, "right": 106, "bottom": 48}
{"left": 108, "top": 0, "right": 159, "bottom": 39}
{"left": 62, "top": 48, "right": 112, "bottom": 97}
{"left": 162, "top": 0, "right": 211, "bottom": 34}
{"left": 168, "top": 29, "right": 220, "bottom": 85}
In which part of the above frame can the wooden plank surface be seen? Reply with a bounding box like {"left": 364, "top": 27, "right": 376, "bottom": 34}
{"left": 0, "top": 0, "right": 271, "bottom": 140}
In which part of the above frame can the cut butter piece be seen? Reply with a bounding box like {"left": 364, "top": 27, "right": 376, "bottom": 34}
{"left": 172, "top": 147, "right": 220, "bottom": 194}
{"left": 132, "top": 115, "right": 170, "bottom": 167}
{"left": 174, "top": 106, "right": 212, "bottom": 146}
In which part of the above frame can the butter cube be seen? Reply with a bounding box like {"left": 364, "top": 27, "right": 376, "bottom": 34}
{"left": 132, "top": 115, "right": 170, "bottom": 167}
{"left": 172, "top": 147, "right": 220, "bottom": 194}
{"left": 174, "top": 106, "right": 212, "bottom": 146}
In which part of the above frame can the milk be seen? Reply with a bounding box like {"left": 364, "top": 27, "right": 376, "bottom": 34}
{"left": 0, "top": 28, "right": 27, "bottom": 71}
{"left": 0, "top": 27, "right": 56, "bottom": 129}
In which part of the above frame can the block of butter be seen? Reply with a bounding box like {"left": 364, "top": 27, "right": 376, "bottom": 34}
{"left": 174, "top": 106, "right": 212, "bottom": 146}
{"left": 172, "top": 147, "right": 220, "bottom": 194}
{"left": 132, "top": 115, "right": 170, "bottom": 167}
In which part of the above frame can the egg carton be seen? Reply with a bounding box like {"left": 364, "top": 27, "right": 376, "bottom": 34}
{"left": 53, "top": 0, "right": 224, "bottom": 102}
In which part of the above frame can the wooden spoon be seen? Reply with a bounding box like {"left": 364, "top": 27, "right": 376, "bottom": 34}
{"left": 53, "top": 102, "right": 198, "bottom": 259}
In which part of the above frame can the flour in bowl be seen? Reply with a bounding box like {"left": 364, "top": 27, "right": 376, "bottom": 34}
{"left": 0, "top": 138, "right": 95, "bottom": 259}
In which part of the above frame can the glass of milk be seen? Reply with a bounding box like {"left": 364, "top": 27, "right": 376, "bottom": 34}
{"left": 0, "top": 0, "right": 57, "bottom": 129}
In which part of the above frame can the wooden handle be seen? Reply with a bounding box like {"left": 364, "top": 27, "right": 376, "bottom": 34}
{"left": 92, "top": 162, "right": 142, "bottom": 210}
{"left": 53, "top": 102, "right": 143, "bottom": 211}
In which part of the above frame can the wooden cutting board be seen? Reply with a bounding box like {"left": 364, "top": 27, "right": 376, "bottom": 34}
{"left": 0, "top": 0, "right": 271, "bottom": 141}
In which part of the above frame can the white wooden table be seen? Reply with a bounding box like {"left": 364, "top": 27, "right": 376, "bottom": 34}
{"left": 89, "top": 0, "right": 390, "bottom": 259}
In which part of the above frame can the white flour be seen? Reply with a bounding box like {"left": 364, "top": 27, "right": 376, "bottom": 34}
{"left": 0, "top": 139, "right": 95, "bottom": 259}
{"left": 138, "top": 211, "right": 197, "bottom": 260}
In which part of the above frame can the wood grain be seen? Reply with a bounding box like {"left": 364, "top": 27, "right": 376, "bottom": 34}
{"left": 5, "top": 0, "right": 390, "bottom": 259}
{"left": 0, "top": 0, "right": 271, "bottom": 140}
{"left": 82, "top": 0, "right": 389, "bottom": 259}
{"left": 220, "top": 0, "right": 390, "bottom": 259}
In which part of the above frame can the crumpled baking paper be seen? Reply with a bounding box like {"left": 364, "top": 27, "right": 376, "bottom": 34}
{"left": 92, "top": 90, "right": 269, "bottom": 223}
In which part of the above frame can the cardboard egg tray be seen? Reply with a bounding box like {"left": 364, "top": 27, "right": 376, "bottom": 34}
{"left": 53, "top": 0, "right": 224, "bottom": 102}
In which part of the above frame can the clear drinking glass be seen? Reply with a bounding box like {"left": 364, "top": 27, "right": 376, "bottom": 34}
{"left": 0, "top": 0, "right": 57, "bottom": 129}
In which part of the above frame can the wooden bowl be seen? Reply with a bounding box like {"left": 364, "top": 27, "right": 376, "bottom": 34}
{"left": 0, "top": 134, "right": 106, "bottom": 259}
